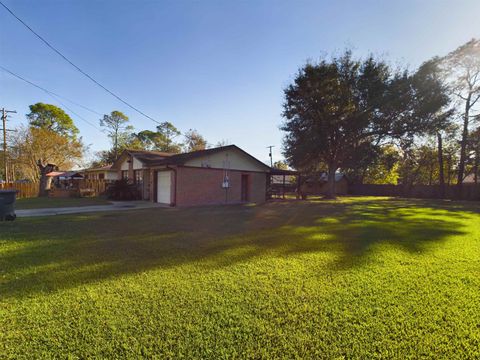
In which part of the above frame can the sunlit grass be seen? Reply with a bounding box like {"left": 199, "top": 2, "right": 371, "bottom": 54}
{"left": 1, "top": 197, "right": 479, "bottom": 358}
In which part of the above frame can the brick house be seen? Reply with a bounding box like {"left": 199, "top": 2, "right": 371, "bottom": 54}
{"left": 111, "top": 145, "right": 271, "bottom": 206}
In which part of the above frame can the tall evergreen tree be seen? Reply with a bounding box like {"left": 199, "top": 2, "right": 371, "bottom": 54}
{"left": 99, "top": 111, "right": 132, "bottom": 161}
{"left": 27, "top": 103, "right": 79, "bottom": 139}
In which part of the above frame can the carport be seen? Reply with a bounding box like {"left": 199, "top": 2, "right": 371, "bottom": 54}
{"left": 267, "top": 168, "right": 301, "bottom": 199}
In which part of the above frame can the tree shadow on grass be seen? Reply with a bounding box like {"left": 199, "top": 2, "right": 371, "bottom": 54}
{"left": 0, "top": 198, "right": 475, "bottom": 300}
{"left": 202, "top": 199, "right": 472, "bottom": 270}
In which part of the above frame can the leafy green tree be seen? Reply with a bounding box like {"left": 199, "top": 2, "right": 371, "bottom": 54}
{"left": 99, "top": 111, "right": 133, "bottom": 160}
{"left": 282, "top": 51, "right": 454, "bottom": 198}
{"left": 134, "top": 130, "right": 163, "bottom": 151}
{"left": 282, "top": 52, "right": 406, "bottom": 198}
{"left": 93, "top": 149, "right": 123, "bottom": 167}
{"left": 362, "top": 145, "right": 401, "bottom": 184}
{"left": 27, "top": 103, "right": 79, "bottom": 139}
{"left": 403, "top": 144, "right": 439, "bottom": 186}
{"left": 408, "top": 58, "right": 454, "bottom": 196}
{"left": 442, "top": 138, "right": 460, "bottom": 185}
{"left": 94, "top": 120, "right": 185, "bottom": 166}
{"left": 131, "top": 123, "right": 184, "bottom": 153}
{"left": 341, "top": 142, "right": 382, "bottom": 184}
{"left": 156, "top": 122, "right": 182, "bottom": 153}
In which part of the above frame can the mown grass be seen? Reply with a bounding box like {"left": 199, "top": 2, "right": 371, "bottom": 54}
{"left": 1, "top": 197, "right": 479, "bottom": 359}
{"left": 15, "top": 196, "right": 111, "bottom": 210}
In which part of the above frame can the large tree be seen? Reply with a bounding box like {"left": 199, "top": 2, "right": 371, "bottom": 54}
{"left": 93, "top": 120, "right": 187, "bottom": 166}
{"left": 11, "top": 126, "right": 83, "bottom": 196}
{"left": 156, "top": 121, "right": 182, "bottom": 153}
{"left": 25, "top": 103, "right": 84, "bottom": 195}
{"left": 440, "top": 39, "right": 480, "bottom": 193}
{"left": 398, "top": 142, "right": 440, "bottom": 187}
{"left": 282, "top": 51, "right": 453, "bottom": 198}
{"left": 27, "top": 103, "right": 79, "bottom": 139}
{"left": 131, "top": 124, "right": 185, "bottom": 153}
{"left": 282, "top": 52, "right": 403, "bottom": 197}
{"left": 361, "top": 145, "right": 401, "bottom": 185}
{"left": 134, "top": 130, "right": 163, "bottom": 151}
{"left": 407, "top": 59, "right": 453, "bottom": 196}
{"left": 100, "top": 111, "right": 133, "bottom": 160}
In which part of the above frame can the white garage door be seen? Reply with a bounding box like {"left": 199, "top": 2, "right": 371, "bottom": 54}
{"left": 157, "top": 171, "right": 172, "bottom": 204}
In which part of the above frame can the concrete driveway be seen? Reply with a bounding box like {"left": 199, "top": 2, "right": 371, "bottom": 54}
{"left": 16, "top": 201, "right": 167, "bottom": 217}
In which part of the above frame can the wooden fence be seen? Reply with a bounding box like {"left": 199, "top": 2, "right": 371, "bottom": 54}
{"left": 0, "top": 179, "right": 109, "bottom": 199}
{"left": 0, "top": 182, "right": 39, "bottom": 199}
{"left": 78, "top": 179, "right": 108, "bottom": 196}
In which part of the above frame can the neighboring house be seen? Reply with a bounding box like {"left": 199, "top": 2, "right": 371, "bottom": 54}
{"left": 83, "top": 165, "right": 119, "bottom": 181}
{"left": 111, "top": 145, "right": 272, "bottom": 206}
{"left": 301, "top": 172, "right": 349, "bottom": 195}
{"left": 47, "top": 171, "right": 84, "bottom": 186}
{"left": 46, "top": 170, "right": 84, "bottom": 197}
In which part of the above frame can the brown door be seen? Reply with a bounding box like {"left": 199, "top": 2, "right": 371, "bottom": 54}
{"left": 153, "top": 171, "right": 158, "bottom": 202}
{"left": 241, "top": 174, "right": 249, "bottom": 202}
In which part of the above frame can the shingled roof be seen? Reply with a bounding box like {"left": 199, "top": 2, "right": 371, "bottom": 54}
{"left": 147, "top": 145, "right": 271, "bottom": 170}
{"left": 113, "top": 145, "right": 271, "bottom": 171}
{"left": 84, "top": 165, "right": 115, "bottom": 172}
{"left": 126, "top": 150, "right": 174, "bottom": 163}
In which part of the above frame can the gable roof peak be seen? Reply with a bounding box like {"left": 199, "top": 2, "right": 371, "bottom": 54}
{"left": 147, "top": 144, "right": 271, "bottom": 171}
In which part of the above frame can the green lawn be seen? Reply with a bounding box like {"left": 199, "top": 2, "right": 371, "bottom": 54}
{"left": 15, "top": 196, "right": 111, "bottom": 210}
{"left": 1, "top": 197, "right": 479, "bottom": 359}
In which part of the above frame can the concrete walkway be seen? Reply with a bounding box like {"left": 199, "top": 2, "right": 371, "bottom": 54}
{"left": 16, "top": 201, "right": 167, "bottom": 217}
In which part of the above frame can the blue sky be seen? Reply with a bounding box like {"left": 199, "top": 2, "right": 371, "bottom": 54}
{"left": 1, "top": 0, "right": 479, "bottom": 164}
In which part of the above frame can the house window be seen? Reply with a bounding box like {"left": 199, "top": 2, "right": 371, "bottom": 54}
{"left": 134, "top": 170, "right": 143, "bottom": 184}
{"left": 99, "top": 173, "right": 105, "bottom": 180}
{"left": 122, "top": 170, "right": 128, "bottom": 180}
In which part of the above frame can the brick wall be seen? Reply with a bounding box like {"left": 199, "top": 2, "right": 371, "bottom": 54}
{"left": 175, "top": 166, "right": 267, "bottom": 206}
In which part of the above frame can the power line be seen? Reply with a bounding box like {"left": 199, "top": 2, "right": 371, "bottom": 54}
{"left": 49, "top": 95, "right": 102, "bottom": 132}
{"left": 0, "top": 65, "right": 102, "bottom": 131}
{"left": 0, "top": 0, "right": 160, "bottom": 125}
{"left": 0, "top": 65, "right": 102, "bottom": 116}
{"left": 53, "top": 93, "right": 103, "bottom": 117}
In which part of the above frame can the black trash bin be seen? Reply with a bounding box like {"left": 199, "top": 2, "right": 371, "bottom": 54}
{"left": 0, "top": 190, "right": 17, "bottom": 221}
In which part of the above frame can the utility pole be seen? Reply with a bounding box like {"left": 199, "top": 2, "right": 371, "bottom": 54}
{"left": 267, "top": 145, "right": 275, "bottom": 167}
{"left": 1, "top": 108, "right": 17, "bottom": 183}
